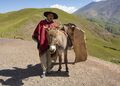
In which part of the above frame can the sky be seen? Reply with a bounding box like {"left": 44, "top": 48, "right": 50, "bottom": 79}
{"left": 0, "top": 0, "right": 105, "bottom": 13}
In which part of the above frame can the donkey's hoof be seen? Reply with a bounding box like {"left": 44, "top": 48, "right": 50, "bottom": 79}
{"left": 57, "top": 69, "right": 61, "bottom": 72}
{"left": 66, "top": 70, "right": 69, "bottom": 73}
{"left": 46, "top": 71, "right": 51, "bottom": 74}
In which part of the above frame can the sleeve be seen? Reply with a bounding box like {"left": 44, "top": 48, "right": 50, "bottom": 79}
{"left": 32, "top": 21, "right": 43, "bottom": 41}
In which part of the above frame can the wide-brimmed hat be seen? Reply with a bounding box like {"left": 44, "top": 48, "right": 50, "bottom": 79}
{"left": 44, "top": 11, "right": 58, "bottom": 19}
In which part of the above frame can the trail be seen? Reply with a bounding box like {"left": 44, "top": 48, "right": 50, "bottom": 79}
{"left": 0, "top": 38, "right": 120, "bottom": 86}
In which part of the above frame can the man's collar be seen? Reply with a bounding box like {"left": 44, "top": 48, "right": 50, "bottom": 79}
{"left": 45, "top": 19, "right": 53, "bottom": 23}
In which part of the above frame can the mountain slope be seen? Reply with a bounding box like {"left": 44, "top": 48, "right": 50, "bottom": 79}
{"left": 74, "top": 0, "right": 120, "bottom": 35}
{"left": 74, "top": 0, "right": 120, "bottom": 23}
{"left": 0, "top": 8, "right": 120, "bottom": 64}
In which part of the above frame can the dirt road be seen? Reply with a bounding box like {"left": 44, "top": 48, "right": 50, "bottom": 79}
{"left": 0, "top": 38, "right": 120, "bottom": 86}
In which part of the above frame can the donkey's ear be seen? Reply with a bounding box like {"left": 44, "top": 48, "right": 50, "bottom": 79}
{"left": 73, "top": 28, "right": 87, "bottom": 63}
{"left": 60, "top": 25, "right": 68, "bottom": 32}
{"left": 70, "top": 24, "right": 76, "bottom": 28}
{"left": 67, "top": 23, "right": 76, "bottom": 31}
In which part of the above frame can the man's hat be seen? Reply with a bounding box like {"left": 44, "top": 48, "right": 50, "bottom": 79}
{"left": 44, "top": 11, "right": 58, "bottom": 19}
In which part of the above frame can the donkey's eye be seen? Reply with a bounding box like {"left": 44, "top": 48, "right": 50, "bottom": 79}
{"left": 54, "top": 38, "right": 57, "bottom": 41}
{"left": 49, "top": 37, "right": 52, "bottom": 42}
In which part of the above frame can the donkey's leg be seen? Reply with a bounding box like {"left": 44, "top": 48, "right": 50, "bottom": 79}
{"left": 64, "top": 50, "right": 69, "bottom": 72}
{"left": 58, "top": 54, "right": 62, "bottom": 72}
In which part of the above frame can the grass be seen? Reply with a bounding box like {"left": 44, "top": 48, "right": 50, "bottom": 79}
{"left": 86, "top": 18, "right": 120, "bottom": 35}
{"left": 0, "top": 8, "right": 120, "bottom": 65}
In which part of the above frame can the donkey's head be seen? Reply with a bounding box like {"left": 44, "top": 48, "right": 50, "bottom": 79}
{"left": 64, "top": 23, "right": 76, "bottom": 33}
{"left": 62, "top": 23, "right": 77, "bottom": 41}
{"left": 47, "top": 29, "right": 60, "bottom": 54}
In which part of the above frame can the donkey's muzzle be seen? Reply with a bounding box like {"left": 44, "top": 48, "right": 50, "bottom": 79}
{"left": 49, "top": 45, "right": 56, "bottom": 54}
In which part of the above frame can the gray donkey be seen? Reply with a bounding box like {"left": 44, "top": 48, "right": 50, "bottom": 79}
{"left": 47, "top": 29, "right": 69, "bottom": 72}
{"left": 46, "top": 23, "right": 87, "bottom": 74}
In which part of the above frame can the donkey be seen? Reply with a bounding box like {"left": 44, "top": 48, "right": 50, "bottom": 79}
{"left": 62, "top": 23, "right": 87, "bottom": 62}
{"left": 46, "top": 23, "right": 87, "bottom": 73}
{"left": 47, "top": 29, "right": 69, "bottom": 72}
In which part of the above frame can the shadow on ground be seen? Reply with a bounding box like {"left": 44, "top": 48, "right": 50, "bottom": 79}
{"left": 0, "top": 63, "right": 70, "bottom": 86}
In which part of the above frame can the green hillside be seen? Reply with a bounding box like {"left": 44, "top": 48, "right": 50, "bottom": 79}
{"left": 0, "top": 8, "right": 120, "bottom": 64}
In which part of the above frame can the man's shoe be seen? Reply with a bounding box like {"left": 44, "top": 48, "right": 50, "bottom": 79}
{"left": 41, "top": 72, "right": 46, "bottom": 78}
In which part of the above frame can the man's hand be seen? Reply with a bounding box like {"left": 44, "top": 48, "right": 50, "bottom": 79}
{"left": 32, "top": 35, "right": 38, "bottom": 42}
{"left": 43, "top": 25, "right": 51, "bottom": 31}
{"left": 43, "top": 25, "right": 48, "bottom": 29}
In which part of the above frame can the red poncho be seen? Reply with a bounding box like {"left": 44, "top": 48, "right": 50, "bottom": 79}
{"left": 33, "top": 19, "right": 58, "bottom": 52}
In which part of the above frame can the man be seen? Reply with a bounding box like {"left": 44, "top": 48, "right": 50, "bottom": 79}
{"left": 32, "top": 11, "right": 60, "bottom": 78}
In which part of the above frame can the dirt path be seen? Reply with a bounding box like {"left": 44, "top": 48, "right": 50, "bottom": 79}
{"left": 0, "top": 38, "right": 120, "bottom": 86}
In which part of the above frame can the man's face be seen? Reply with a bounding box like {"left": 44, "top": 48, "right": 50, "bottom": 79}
{"left": 47, "top": 13, "right": 54, "bottom": 21}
